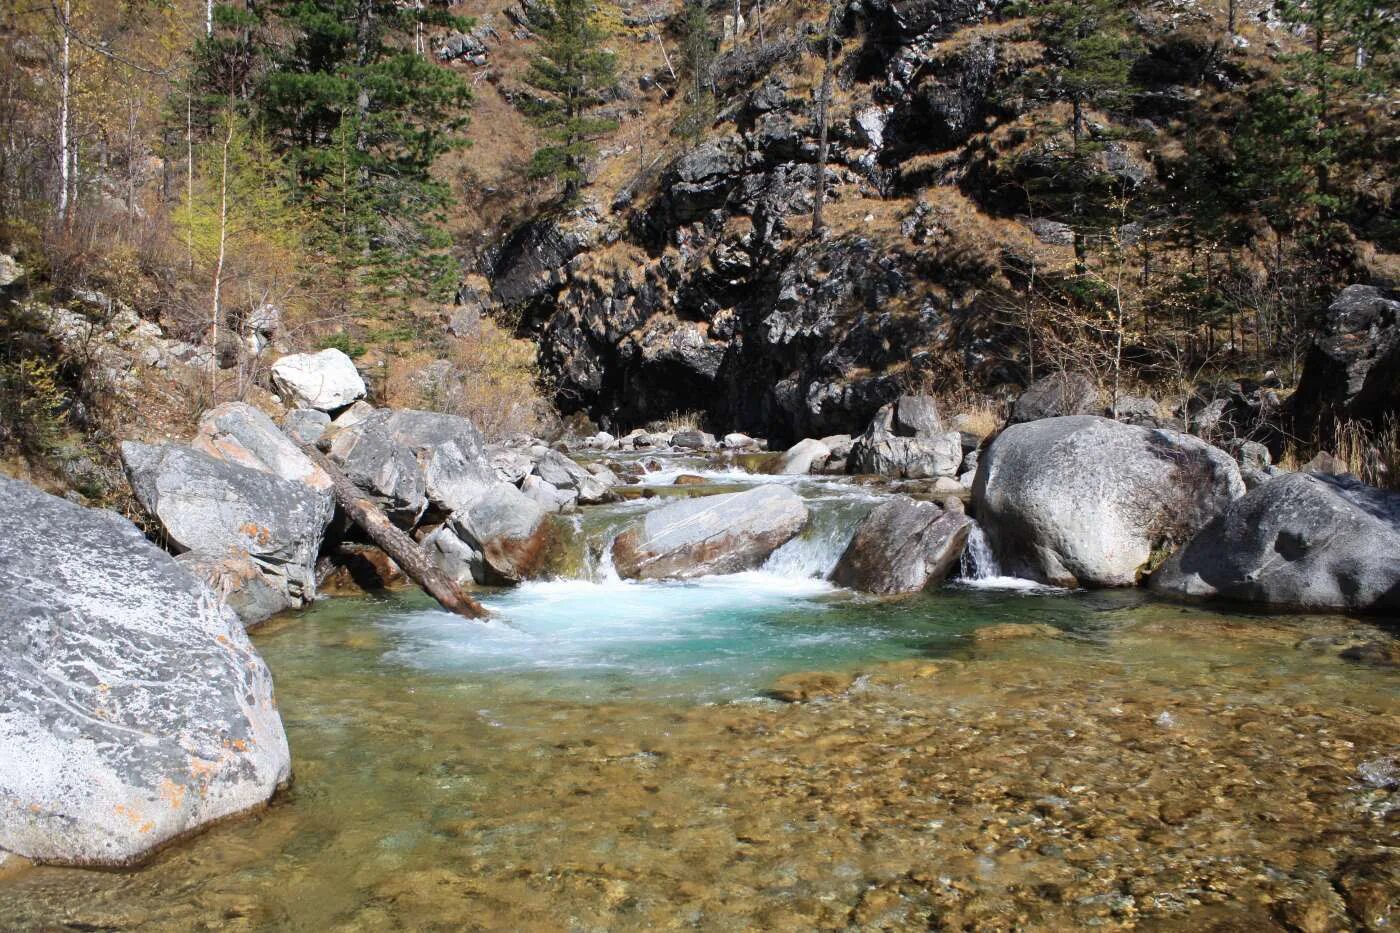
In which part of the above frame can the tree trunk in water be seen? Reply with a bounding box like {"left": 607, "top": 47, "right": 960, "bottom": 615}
{"left": 811, "top": 3, "right": 836, "bottom": 235}
{"left": 296, "top": 441, "right": 489, "bottom": 620}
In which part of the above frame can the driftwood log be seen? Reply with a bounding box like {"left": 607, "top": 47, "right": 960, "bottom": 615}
{"left": 296, "top": 440, "right": 488, "bottom": 620}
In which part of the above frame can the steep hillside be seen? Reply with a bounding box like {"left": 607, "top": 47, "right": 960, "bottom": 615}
{"left": 445, "top": 0, "right": 1397, "bottom": 443}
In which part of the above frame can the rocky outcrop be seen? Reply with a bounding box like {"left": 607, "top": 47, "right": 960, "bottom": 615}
{"left": 0, "top": 476, "right": 291, "bottom": 867}
{"left": 1151, "top": 473, "right": 1400, "bottom": 612}
{"left": 831, "top": 496, "right": 972, "bottom": 594}
{"left": 1010, "top": 373, "right": 1100, "bottom": 424}
{"left": 426, "top": 483, "right": 554, "bottom": 586}
{"left": 973, "top": 416, "right": 1244, "bottom": 587}
{"left": 1291, "top": 285, "right": 1400, "bottom": 432}
{"left": 849, "top": 398, "right": 963, "bottom": 478}
{"left": 193, "top": 402, "right": 331, "bottom": 493}
{"left": 270, "top": 348, "right": 366, "bottom": 411}
{"left": 122, "top": 441, "right": 334, "bottom": 623}
{"left": 611, "top": 485, "right": 808, "bottom": 579}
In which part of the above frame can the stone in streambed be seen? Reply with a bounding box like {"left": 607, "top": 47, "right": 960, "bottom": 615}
{"left": 521, "top": 474, "right": 578, "bottom": 512}
{"left": 769, "top": 671, "right": 856, "bottom": 702}
{"left": 831, "top": 496, "right": 971, "bottom": 595}
{"left": 269, "top": 347, "right": 366, "bottom": 411}
{"left": 611, "top": 485, "right": 808, "bottom": 580}
{"left": 0, "top": 475, "right": 291, "bottom": 867}
{"left": 776, "top": 438, "right": 831, "bottom": 474}
{"left": 426, "top": 483, "right": 554, "bottom": 585}
{"left": 1151, "top": 472, "right": 1400, "bottom": 612}
{"left": 121, "top": 441, "right": 334, "bottom": 623}
{"left": 973, "top": 416, "right": 1243, "bottom": 587}
{"left": 972, "top": 623, "right": 1062, "bottom": 643}
{"left": 849, "top": 401, "right": 962, "bottom": 478}
{"left": 532, "top": 449, "right": 614, "bottom": 504}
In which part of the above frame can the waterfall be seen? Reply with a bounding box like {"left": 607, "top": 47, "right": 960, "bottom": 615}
{"left": 762, "top": 498, "right": 873, "bottom": 580}
{"left": 959, "top": 522, "right": 1001, "bottom": 580}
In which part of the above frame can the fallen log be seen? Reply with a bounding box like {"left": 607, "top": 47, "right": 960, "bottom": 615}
{"left": 295, "top": 439, "right": 488, "bottom": 620}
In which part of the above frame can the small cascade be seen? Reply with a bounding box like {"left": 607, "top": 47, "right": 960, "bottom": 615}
{"left": 762, "top": 497, "right": 874, "bottom": 580}
{"left": 959, "top": 522, "right": 1001, "bottom": 581}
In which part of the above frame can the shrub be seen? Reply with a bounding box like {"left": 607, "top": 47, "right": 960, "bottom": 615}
{"left": 412, "top": 317, "right": 555, "bottom": 441}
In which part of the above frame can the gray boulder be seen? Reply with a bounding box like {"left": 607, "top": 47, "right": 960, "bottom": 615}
{"left": 849, "top": 403, "right": 962, "bottom": 478}
{"left": 1010, "top": 373, "right": 1100, "bottom": 424}
{"left": 671, "top": 430, "right": 717, "bottom": 449}
{"left": 283, "top": 408, "right": 330, "bottom": 446}
{"left": 777, "top": 438, "right": 831, "bottom": 474}
{"left": 270, "top": 348, "right": 366, "bottom": 411}
{"left": 973, "top": 416, "right": 1244, "bottom": 587}
{"left": 820, "top": 434, "right": 855, "bottom": 460}
{"left": 122, "top": 442, "right": 334, "bottom": 621}
{"left": 327, "top": 421, "right": 427, "bottom": 527}
{"left": 612, "top": 485, "right": 808, "bottom": 579}
{"left": 521, "top": 474, "right": 578, "bottom": 512}
{"left": 1151, "top": 473, "right": 1400, "bottom": 612}
{"left": 487, "top": 446, "right": 535, "bottom": 485}
{"left": 0, "top": 476, "right": 291, "bottom": 867}
{"left": 533, "top": 449, "right": 613, "bottom": 504}
{"left": 1291, "top": 285, "right": 1400, "bottom": 429}
{"left": 193, "top": 402, "right": 332, "bottom": 494}
{"left": 893, "top": 395, "right": 942, "bottom": 435}
{"left": 723, "top": 432, "right": 759, "bottom": 449}
{"left": 831, "top": 496, "right": 972, "bottom": 595}
{"left": 426, "top": 483, "right": 553, "bottom": 585}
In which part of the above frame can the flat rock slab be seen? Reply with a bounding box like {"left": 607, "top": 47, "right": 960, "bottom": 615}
{"left": 0, "top": 476, "right": 290, "bottom": 867}
{"left": 612, "top": 485, "right": 809, "bottom": 579}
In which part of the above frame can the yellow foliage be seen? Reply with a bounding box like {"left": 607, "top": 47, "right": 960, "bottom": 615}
{"left": 413, "top": 317, "right": 555, "bottom": 441}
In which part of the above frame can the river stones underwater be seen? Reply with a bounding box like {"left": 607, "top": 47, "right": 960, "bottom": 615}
{"left": 612, "top": 484, "right": 809, "bottom": 579}
{"left": 0, "top": 476, "right": 291, "bottom": 867}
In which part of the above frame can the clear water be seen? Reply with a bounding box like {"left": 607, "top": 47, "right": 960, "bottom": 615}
{"left": 1, "top": 453, "right": 1396, "bottom": 930}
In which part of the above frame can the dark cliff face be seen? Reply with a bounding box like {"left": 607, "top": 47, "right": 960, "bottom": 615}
{"left": 476, "top": 0, "right": 1201, "bottom": 443}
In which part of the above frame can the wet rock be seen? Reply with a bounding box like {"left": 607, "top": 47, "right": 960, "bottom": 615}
{"left": 426, "top": 483, "right": 553, "bottom": 585}
{"left": 777, "top": 438, "right": 832, "bottom": 474}
{"left": 0, "top": 476, "right": 290, "bottom": 867}
{"left": 316, "top": 544, "right": 405, "bottom": 595}
{"left": 831, "top": 496, "right": 971, "bottom": 595}
{"left": 674, "top": 474, "right": 709, "bottom": 485}
{"left": 974, "top": 416, "right": 1244, "bottom": 587}
{"left": 1152, "top": 472, "right": 1400, "bottom": 612}
{"left": 193, "top": 402, "right": 332, "bottom": 494}
{"left": 270, "top": 348, "right": 366, "bottom": 412}
{"left": 612, "top": 485, "right": 808, "bottom": 579}
{"left": 121, "top": 442, "right": 334, "bottom": 622}
{"left": 1010, "top": 373, "right": 1100, "bottom": 424}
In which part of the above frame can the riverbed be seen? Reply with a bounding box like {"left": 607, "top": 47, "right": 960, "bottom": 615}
{"left": 1, "top": 461, "right": 1396, "bottom": 929}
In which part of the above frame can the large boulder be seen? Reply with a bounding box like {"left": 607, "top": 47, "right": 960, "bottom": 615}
{"left": 425, "top": 483, "right": 554, "bottom": 585}
{"left": 1151, "top": 473, "right": 1400, "bottom": 612}
{"left": 0, "top": 476, "right": 291, "bottom": 867}
{"left": 776, "top": 438, "right": 831, "bottom": 474}
{"left": 972, "top": 416, "right": 1244, "bottom": 587}
{"left": 1291, "top": 284, "right": 1400, "bottom": 431}
{"left": 831, "top": 497, "right": 972, "bottom": 595}
{"left": 193, "top": 402, "right": 332, "bottom": 494}
{"left": 326, "top": 419, "right": 427, "bottom": 527}
{"left": 849, "top": 402, "right": 962, "bottom": 478}
{"left": 270, "top": 348, "right": 366, "bottom": 411}
{"left": 122, "top": 442, "right": 334, "bottom": 622}
{"left": 611, "top": 485, "right": 809, "bottom": 579}
{"left": 1010, "top": 373, "right": 1100, "bottom": 424}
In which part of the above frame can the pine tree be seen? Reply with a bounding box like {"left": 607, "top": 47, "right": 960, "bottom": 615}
{"left": 672, "top": 0, "right": 716, "bottom": 148}
{"left": 1011, "top": 0, "right": 1139, "bottom": 269}
{"left": 255, "top": 0, "right": 472, "bottom": 304}
{"left": 521, "top": 0, "right": 618, "bottom": 202}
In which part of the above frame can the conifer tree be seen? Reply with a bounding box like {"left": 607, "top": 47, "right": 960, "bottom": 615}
{"left": 522, "top": 0, "right": 619, "bottom": 202}
{"left": 672, "top": 0, "right": 716, "bottom": 148}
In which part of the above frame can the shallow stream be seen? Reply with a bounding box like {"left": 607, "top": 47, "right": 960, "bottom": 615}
{"left": 2, "top": 456, "right": 1397, "bottom": 929}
